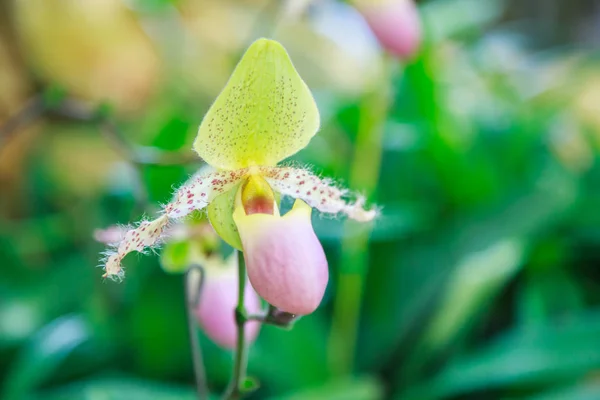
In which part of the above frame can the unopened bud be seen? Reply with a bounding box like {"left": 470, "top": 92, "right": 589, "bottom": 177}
{"left": 193, "top": 258, "right": 262, "bottom": 349}
{"left": 354, "top": 0, "right": 421, "bottom": 59}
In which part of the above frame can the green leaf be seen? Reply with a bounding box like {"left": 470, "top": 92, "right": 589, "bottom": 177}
{"left": 421, "top": 238, "right": 525, "bottom": 350}
{"left": 273, "top": 376, "right": 383, "bottom": 400}
{"left": 2, "top": 315, "right": 92, "bottom": 400}
{"left": 402, "top": 309, "right": 600, "bottom": 399}
{"left": 35, "top": 376, "right": 203, "bottom": 400}
{"left": 529, "top": 381, "right": 600, "bottom": 400}
{"left": 360, "top": 163, "right": 577, "bottom": 370}
{"left": 250, "top": 316, "right": 329, "bottom": 391}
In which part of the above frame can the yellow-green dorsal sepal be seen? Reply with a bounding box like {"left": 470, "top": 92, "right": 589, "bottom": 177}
{"left": 193, "top": 38, "right": 320, "bottom": 170}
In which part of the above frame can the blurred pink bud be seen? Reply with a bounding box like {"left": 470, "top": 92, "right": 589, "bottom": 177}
{"left": 355, "top": 0, "right": 421, "bottom": 59}
{"left": 234, "top": 199, "right": 328, "bottom": 315}
{"left": 194, "top": 262, "right": 261, "bottom": 349}
{"left": 94, "top": 225, "right": 126, "bottom": 244}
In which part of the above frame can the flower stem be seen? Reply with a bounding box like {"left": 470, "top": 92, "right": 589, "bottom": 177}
{"left": 185, "top": 266, "right": 209, "bottom": 399}
{"left": 328, "top": 56, "right": 394, "bottom": 376}
{"left": 223, "top": 251, "right": 249, "bottom": 400}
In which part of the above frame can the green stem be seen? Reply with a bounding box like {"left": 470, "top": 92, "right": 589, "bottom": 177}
{"left": 185, "top": 266, "right": 209, "bottom": 399}
{"left": 328, "top": 57, "right": 395, "bottom": 376}
{"left": 223, "top": 251, "right": 249, "bottom": 400}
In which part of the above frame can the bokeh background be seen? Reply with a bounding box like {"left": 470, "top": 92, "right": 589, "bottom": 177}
{"left": 2, "top": 0, "right": 600, "bottom": 399}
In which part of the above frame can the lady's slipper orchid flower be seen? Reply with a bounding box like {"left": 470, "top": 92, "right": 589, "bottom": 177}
{"left": 100, "top": 38, "right": 376, "bottom": 315}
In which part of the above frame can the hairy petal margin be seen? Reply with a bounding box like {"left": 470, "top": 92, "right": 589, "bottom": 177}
{"left": 259, "top": 166, "right": 377, "bottom": 222}
{"left": 101, "top": 169, "right": 247, "bottom": 279}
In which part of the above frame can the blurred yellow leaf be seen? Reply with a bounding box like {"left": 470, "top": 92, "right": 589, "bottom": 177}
{"left": 13, "top": 0, "right": 159, "bottom": 112}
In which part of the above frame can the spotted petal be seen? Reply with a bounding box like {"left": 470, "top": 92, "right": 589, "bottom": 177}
{"left": 194, "top": 38, "right": 320, "bottom": 170}
{"left": 259, "top": 166, "right": 378, "bottom": 222}
{"left": 101, "top": 169, "right": 247, "bottom": 279}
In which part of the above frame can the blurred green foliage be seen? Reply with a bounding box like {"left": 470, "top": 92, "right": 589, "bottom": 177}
{"left": 2, "top": 0, "right": 600, "bottom": 399}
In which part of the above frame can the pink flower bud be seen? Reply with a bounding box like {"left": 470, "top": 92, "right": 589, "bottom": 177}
{"left": 194, "top": 260, "right": 262, "bottom": 349}
{"left": 355, "top": 0, "right": 421, "bottom": 59}
{"left": 94, "top": 225, "right": 126, "bottom": 244}
{"left": 234, "top": 199, "right": 329, "bottom": 315}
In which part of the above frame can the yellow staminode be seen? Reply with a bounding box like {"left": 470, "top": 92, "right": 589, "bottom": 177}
{"left": 194, "top": 38, "right": 320, "bottom": 170}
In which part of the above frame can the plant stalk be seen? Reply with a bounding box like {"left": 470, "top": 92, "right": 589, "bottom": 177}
{"left": 185, "top": 266, "right": 209, "bottom": 399}
{"left": 328, "top": 56, "right": 394, "bottom": 376}
{"left": 223, "top": 251, "right": 249, "bottom": 400}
